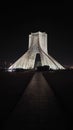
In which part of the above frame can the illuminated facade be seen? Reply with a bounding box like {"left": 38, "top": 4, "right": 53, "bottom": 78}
{"left": 9, "top": 32, "right": 64, "bottom": 70}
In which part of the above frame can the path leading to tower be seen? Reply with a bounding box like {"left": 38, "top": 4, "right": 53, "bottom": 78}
{"left": 4, "top": 72, "right": 65, "bottom": 130}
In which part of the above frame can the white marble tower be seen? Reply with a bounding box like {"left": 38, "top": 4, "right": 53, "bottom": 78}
{"left": 9, "top": 32, "right": 64, "bottom": 70}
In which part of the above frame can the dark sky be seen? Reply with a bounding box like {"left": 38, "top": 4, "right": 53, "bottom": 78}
{"left": 0, "top": 3, "right": 73, "bottom": 67}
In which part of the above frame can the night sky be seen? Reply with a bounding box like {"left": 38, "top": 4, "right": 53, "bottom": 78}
{"left": 0, "top": 3, "right": 73, "bottom": 67}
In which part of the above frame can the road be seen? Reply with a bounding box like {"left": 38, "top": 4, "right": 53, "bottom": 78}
{"left": 3, "top": 72, "right": 65, "bottom": 130}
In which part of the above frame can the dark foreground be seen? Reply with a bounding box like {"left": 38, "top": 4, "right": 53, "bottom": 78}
{"left": 0, "top": 69, "right": 73, "bottom": 130}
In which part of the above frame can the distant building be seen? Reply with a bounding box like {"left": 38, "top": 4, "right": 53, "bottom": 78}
{"left": 70, "top": 66, "right": 73, "bottom": 69}
{"left": 9, "top": 32, "right": 64, "bottom": 70}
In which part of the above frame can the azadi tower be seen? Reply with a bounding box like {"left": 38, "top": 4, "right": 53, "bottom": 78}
{"left": 9, "top": 32, "right": 64, "bottom": 70}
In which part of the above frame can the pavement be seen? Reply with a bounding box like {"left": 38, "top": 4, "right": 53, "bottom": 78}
{"left": 3, "top": 72, "right": 66, "bottom": 130}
